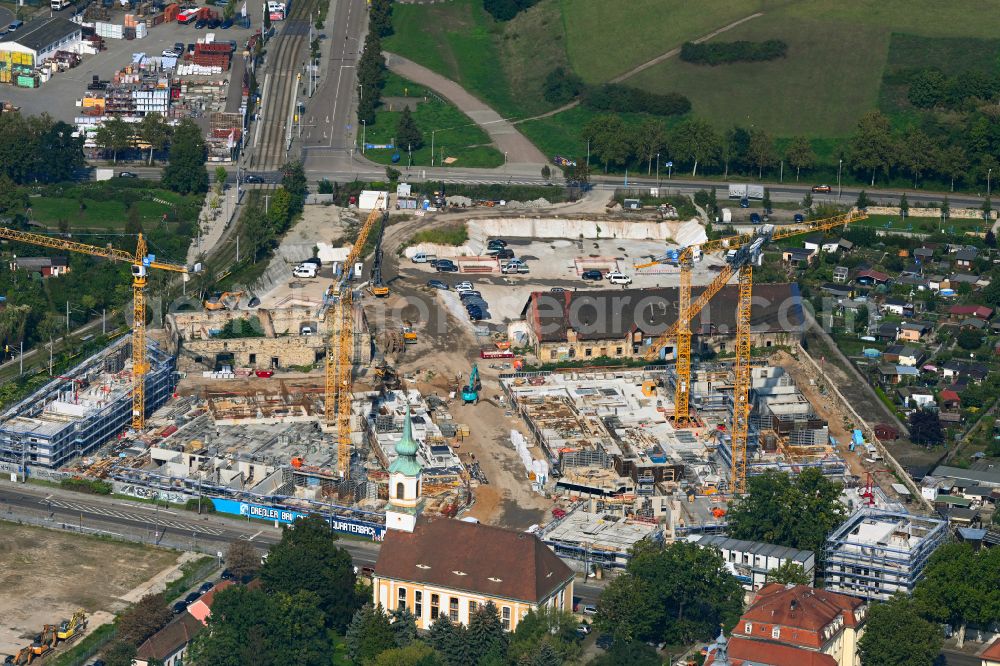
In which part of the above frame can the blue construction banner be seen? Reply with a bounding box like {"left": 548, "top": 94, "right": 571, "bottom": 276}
{"left": 211, "top": 498, "right": 386, "bottom": 540}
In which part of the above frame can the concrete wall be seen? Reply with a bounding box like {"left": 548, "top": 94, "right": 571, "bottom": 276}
{"left": 168, "top": 306, "right": 327, "bottom": 341}
{"left": 470, "top": 217, "right": 677, "bottom": 241}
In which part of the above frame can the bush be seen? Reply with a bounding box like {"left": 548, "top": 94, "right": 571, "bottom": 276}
{"left": 680, "top": 39, "right": 788, "bottom": 65}
{"left": 543, "top": 67, "right": 585, "bottom": 104}
{"left": 317, "top": 179, "right": 334, "bottom": 194}
{"left": 583, "top": 84, "right": 690, "bottom": 117}
{"left": 60, "top": 477, "right": 113, "bottom": 495}
{"left": 185, "top": 498, "right": 216, "bottom": 513}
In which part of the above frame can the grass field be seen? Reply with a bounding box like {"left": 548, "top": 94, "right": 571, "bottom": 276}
{"left": 855, "top": 213, "right": 988, "bottom": 236}
{"left": 25, "top": 187, "right": 194, "bottom": 230}
{"left": 518, "top": 105, "right": 658, "bottom": 169}
{"left": 363, "top": 74, "right": 503, "bottom": 168}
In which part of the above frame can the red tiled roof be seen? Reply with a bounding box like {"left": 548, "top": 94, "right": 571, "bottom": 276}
{"left": 939, "top": 390, "right": 960, "bottom": 403}
{"left": 949, "top": 304, "right": 993, "bottom": 319}
{"left": 856, "top": 269, "right": 890, "bottom": 282}
{"left": 187, "top": 580, "right": 234, "bottom": 625}
{"left": 374, "top": 517, "right": 573, "bottom": 604}
{"left": 982, "top": 636, "right": 1000, "bottom": 661}
{"left": 737, "top": 584, "right": 865, "bottom": 649}
{"left": 135, "top": 612, "right": 204, "bottom": 661}
{"left": 707, "top": 636, "right": 838, "bottom": 666}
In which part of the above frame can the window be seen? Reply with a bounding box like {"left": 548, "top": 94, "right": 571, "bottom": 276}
{"left": 585, "top": 348, "right": 592, "bottom": 357}
{"left": 430, "top": 594, "right": 439, "bottom": 619}
{"left": 449, "top": 597, "right": 459, "bottom": 622}
{"left": 249, "top": 353, "right": 257, "bottom": 364}
{"left": 415, "top": 591, "right": 422, "bottom": 618}
{"left": 469, "top": 600, "right": 478, "bottom": 616}
{"left": 744, "top": 622, "right": 752, "bottom": 634}
{"left": 395, "top": 482, "right": 405, "bottom": 499}
{"left": 398, "top": 586, "right": 407, "bottom": 611}
{"left": 501, "top": 606, "right": 511, "bottom": 631}
{"left": 550, "top": 350, "right": 557, "bottom": 359}
{"left": 616, "top": 347, "right": 623, "bottom": 356}
{"left": 772, "top": 627, "right": 780, "bottom": 639}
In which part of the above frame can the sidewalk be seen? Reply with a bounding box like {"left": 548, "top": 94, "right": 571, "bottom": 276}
{"left": 187, "top": 185, "right": 246, "bottom": 265}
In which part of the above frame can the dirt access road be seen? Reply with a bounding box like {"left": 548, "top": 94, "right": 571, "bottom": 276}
{"left": 0, "top": 521, "right": 183, "bottom": 656}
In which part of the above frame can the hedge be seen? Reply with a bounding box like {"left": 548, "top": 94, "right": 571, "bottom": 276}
{"left": 583, "top": 84, "right": 691, "bottom": 117}
{"left": 680, "top": 40, "right": 788, "bottom": 65}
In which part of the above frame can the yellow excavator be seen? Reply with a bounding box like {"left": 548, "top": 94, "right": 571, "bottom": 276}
{"left": 57, "top": 611, "right": 87, "bottom": 644}
{"left": 204, "top": 291, "right": 244, "bottom": 311}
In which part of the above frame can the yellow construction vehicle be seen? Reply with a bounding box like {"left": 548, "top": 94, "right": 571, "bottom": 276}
{"left": 367, "top": 210, "right": 390, "bottom": 297}
{"left": 204, "top": 291, "right": 244, "bottom": 311}
{"left": 56, "top": 610, "right": 87, "bottom": 643}
{"left": 401, "top": 321, "right": 417, "bottom": 344}
{"left": 30, "top": 625, "right": 57, "bottom": 658}
{"left": 0, "top": 229, "right": 195, "bottom": 430}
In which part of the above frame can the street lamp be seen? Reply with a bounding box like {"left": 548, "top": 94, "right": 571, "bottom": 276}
{"left": 655, "top": 152, "right": 660, "bottom": 187}
{"left": 837, "top": 159, "right": 843, "bottom": 199}
{"left": 989, "top": 168, "right": 993, "bottom": 198}
{"left": 361, "top": 119, "right": 366, "bottom": 154}
{"left": 504, "top": 151, "right": 508, "bottom": 170}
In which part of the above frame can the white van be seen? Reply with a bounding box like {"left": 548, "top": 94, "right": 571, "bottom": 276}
{"left": 411, "top": 252, "right": 436, "bottom": 263}
{"left": 293, "top": 264, "right": 317, "bottom": 278}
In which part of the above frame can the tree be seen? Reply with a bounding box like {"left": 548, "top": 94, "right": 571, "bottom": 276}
{"left": 396, "top": 106, "right": 423, "bottom": 150}
{"left": 427, "top": 615, "right": 468, "bottom": 666}
{"left": 468, "top": 601, "right": 508, "bottom": 665}
{"left": 937, "top": 144, "right": 968, "bottom": 192}
{"left": 901, "top": 129, "right": 935, "bottom": 187}
{"left": 723, "top": 126, "right": 751, "bottom": 177}
{"left": 390, "top": 607, "right": 418, "bottom": 648}
{"left": 564, "top": 163, "right": 590, "bottom": 186}
{"left": 137, "top": 113, "right": 170, "bottom": 166}
{"left": 858, "top": 595, "right": 942, "bottom": 666}
{"left": 225, "top": 539, "right": 262, "bottom": 580}
{"left": 215, "top": 166, "right": 228, "bottom": 195}
{"left": 0, "top": 174, "right": 27, "bottom": 216}
{"left": 587, "top": 641, "right": 661, "bottom": 666}
{"left": 634, "top": 118, "right": 668, "bottom": 176}
{"left": 908, "top": 68, "right": 947, "bottom": 108}
{"left": 762, "top": 188, "right": 772, "bottom": 213}
{"left": 543, "top": 67, "right": 584, "bottom": 104}
{"left": 747, "top": 128, "right": 776, "bottom": 179}
{"left": 764, "top": 561, "right": 811, "bottom": 586}
{"left": 95, "top": 117, "right": 133, "bottom": 164}
{"left": 983, "top": 196, "right": 993, "bottom": 223}
{"left": 162, "top": 119, "right": 208, "bottom": 194}
{"left": 909, "top": 408, "right": 943, "bottom": 446}
{"left": 103, "top": 640, "right": 138, "bottom": 666}
{"left": 266, "top": 187, "right": 293, "bottom": 233}
{"left": 541, "top": 164, "right": 551, "bottom": 181}
{"left": 372, "top": 643, "right": 443, "bottom": 666}
{"left": 850, "top": 111, "right": 896, "bottom": 186}
{"left": 386, "top": 166, "right": 401, "bottom": 183}
{"left": 726, "top": 468, "right": 846, "bottom": 560}
{"left": 346, "top": 603, "right": 396, "bottom": 664}
{"left": 856, "top": 190, "right": 871, "bottom": 210}
{"left": 581, "top": 115, "right": 629, "bottom": 172}
{"left": 115, "top": 592, "right": 173, "bottom": 645}
{"left": 785, "top": 136, "right": 815, "bottom": 181}
{"left": 35, "top": 121, "right": 84, "bottom": 182}
{"left": 241, "top": 203, "right": 275, "bottom": 262}
{"left": 596, "top": 541, "right": 743, "bottom": 645}
{"left": 510, "top": 607, "right": 581, "bottom": 665}
{"left": 259, "top": 514, "right": 361, "bottom": 631}
{"left": 802, "top": 191, "right": 813, "bottom": 212}
{"left": 914, "top": 543, "right": 1000, "bottom": 648}
{"left": 957, "top": 327, "right": 983, "bottom": 350}
{"left": 671, "top": 119, "right": 721, "bottom": 176}
{"left": 369, "top": 0, "right": 394, "bottom": 37}
{"left": 986, "top": 229, "right": 996, "bottom": 248}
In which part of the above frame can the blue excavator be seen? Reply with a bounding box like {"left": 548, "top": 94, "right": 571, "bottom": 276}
{"left": 461, "top": 363, "right": 480, "bottom": 404}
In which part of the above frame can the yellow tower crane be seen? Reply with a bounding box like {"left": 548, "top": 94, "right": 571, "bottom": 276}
{"left": 322, "top": 199, "right": 387, "bottom": 478}
{"left": 635, "top": 210, "right": 867, "bottom": 492}
{"left": 0, "top": 228, "right": 195, "bottom": 430}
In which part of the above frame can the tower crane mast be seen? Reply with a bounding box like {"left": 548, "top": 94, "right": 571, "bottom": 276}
{"left": 0, "top": 228, "right": 193, "bottom": 430}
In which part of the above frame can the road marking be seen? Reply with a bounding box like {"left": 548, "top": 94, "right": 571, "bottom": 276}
{"left": 247, "top": 530, "right": 263, "bottom": 541}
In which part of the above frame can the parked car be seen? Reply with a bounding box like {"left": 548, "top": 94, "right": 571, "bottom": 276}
{"left": 550, "top": 287, "right": 566, "bottom": 293}
{"left": 811, "top": 184, "right": 832, "bottom": 193}
{"left": 292, "top": 264, "right": 317, "bottom": 278}
{"left": 220, "top": 17, "right": 233, "bottom": 28}
{"left": 207, "top": 17, "right": 221, "bottom": 28}
{"left": 606, "top": 271, "right": 632, "bottom": 285}
{"left": 426, "top": 279, "right": 449, "bottom": 290}
{"left": 118, "top": 171, "right": 138, "bottom": 178}
{"left": 576, "top": 623, "right": 591, "bottom": 636}
{"left": 595, "top": 634, "right": 614, "bottom": 650}
{"left": 794, "top": 213, "right": 805, "bottom": 223}
{"left": 582, "top": 605, "right": 598, "bottom": 616}
{"left": 411, "top": 252, "right": 435, "bottom": 263}
{"left": 468, "top": 308, "right": 485, "bottom": 321}
{"left": 221, "top": 569, "right": 234, "bottom": 580}
{"left": 162, "top": 48, "right": 180, "bottom": 58}
{"left": 174, "top": 42, "right": 185, "bottom": 53}
{"left": 487, "top": 239, "right": 507, "bottom": 248}
{"left": 435, "top": 263, "right": 458, "bottom": 273}
{"left": 581, "top": 269, "right": 603, "bottom": 281}
{"left": 243, "top": 174, "right": 264, "bottom": 184}
{"left": 739, "top": 197, "right": 750, "bottom": 208}
{"left": 459, "top": 290, "right": 482, "bottom": 301}
{"left": 487, "top": 248, "right": 514, "bottom": 260}
{"left": 194, "top": 18, "right": 208, "bottom": 28}
{"left": 750, "top": 212, "right": 762, "bottom": 224}
{"left": 172, "top": 601, "right": 189, "bottom": 614}
{"left": 199, "top": 582, "right": 215, "bottom": 593}
{"left": 302, "top": 257, "right": 322, "bottom": 266}
{"left": 184, "top": 592, "right": 201, "bottom": 604}
{"left": 455, "top": 282, "right": 474, "bottom": 293}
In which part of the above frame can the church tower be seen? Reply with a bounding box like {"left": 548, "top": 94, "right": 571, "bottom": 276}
{"left": 385, "top": 404, "right": 423, "bottom": 533}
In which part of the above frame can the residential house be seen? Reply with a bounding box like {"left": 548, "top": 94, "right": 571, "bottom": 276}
{"left": 884, "top": 345, "right": 922, "bottom": 367}
{"left": 913, "top": 247, "right": 934, "bottom": 263}
{"left": 896, "top": 274, "right": 929, "bottom": 291}
{"left": 133, "top": 614, "right": 204, "bottom": 666}
{"left": 949, "top": 273, "right": 985, "bottom": 289}
{"left": 803, "top": 234, "right": 841, "bottom": 254}
{"left": 832, "top": 266, "right": 849, "bottom": 283}
{"left": 877, "top": 364, "right": 918, "bottom": 385}
{"left": 962, "top": 317, "right": 988, "bottom": 331}
{"left": 373, "top": 410, "right": 574, "bottom": 632}
{"left": 821, "top": 283, "right": 854, "bottom": 299}
{"left": 897, "top": 322, "right": 931, "bottom": 343}
{"left": 783, "top": 247, "right": 816, "bottom": 266}
{"left": 954, "top": 246, "right": 979, "bottom": 269}
{"left": 897, "top": 387, "right": 934, "bottom": 409}
{"left": 855, "top": 269, "right": 891, "bottom": 286}
{"left": 881, "top": 298, "right": 909, "bottom": 316}
{"left": 948, "top": 304, "right": 993, "bottom": 321}
{"left": 837, "top": 239, "right": 854, "bottom": 253}
{"left": 982, "top": 636, "right": 1000, "bottom": 666}
{"left": 932, "top": 465, "right": 1000, "bottom": 489}
{"left": 939, "top": 389, "right": 961, "bottom": 411}
{"left": 873, "top": 323, "right": 899, "bottom": 342}
{"left": 8, "top": 256, "right": 70, "bottom": 277}
{"left": 942, "top": 360, "right": 989, "bottom": 382}
{"left": 927, "top": 275, "right": 946, "bottom": 291}
{"left": 692, "top": 535, "right": 815, "bottom": 595}
{"left": 873, "top": 423, "right": 899, "bottom": 441}
{"left": 705, "top": 584, "right": 868, "bottom": 666}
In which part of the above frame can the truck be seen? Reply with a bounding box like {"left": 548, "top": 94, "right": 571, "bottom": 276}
{"left": 728, "top": 184, "right": 765, "bottom": 200}
{"left": 721, "top": 208, "right": 732, "bottom": 223}
{"left": 95, "top": 168, "right": 114, "bottom": 181}
{"left": 50, "top": 0, "right": 71, "bottom": 10}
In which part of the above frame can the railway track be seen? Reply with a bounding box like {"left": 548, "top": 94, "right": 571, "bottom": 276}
{"left": 252, "top": 0, "right": 316, "bottom": 170}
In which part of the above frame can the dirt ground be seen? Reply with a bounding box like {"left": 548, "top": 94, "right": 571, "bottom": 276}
{"left": 0, "top": 523, "right": 182, "bottom": 656}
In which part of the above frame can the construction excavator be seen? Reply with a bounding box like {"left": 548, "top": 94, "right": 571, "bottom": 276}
{"left": 3, "top": 647, "right": 33, "bottom": 665}
{"left": 30, "top": 625, "right": 57, "bottom": 658}
{"left": 368, "top": 210, "right": 390, "bottom": 297}
{"left": 461, "top": 363, "right": 480, "bottom": 404}
{"left": 204, "top": 290, "right": 244, "bottom": 311}
{"left": 56, "top": 610, "right": 87, "bottom": 644}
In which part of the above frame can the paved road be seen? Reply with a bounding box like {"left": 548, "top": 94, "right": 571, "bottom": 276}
{"left": 383, "top": 52, "right": 547, "bottom": 166}
{"left": 0, "top": 481, "right": 607, "bottom": 603}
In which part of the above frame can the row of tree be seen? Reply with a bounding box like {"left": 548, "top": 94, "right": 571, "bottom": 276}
{"left": 239, "top": 160, "right": 306, "bottom": 264}
{"left": 679, "top": 39, "right": 788, "bottom": 66}
{"left": 0, "top": 112, "right": 84, "bottom": 184}
{"left": 357, "top": 3, "right": 389, "bottom": 124}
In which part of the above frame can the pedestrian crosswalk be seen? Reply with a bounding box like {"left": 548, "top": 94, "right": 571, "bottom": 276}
{"left": 42, "top": 498, "right": 226, "bottom": 536}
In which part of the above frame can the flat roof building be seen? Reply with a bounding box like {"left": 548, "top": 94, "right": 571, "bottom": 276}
{"left": 0, "top": 17, "right": 81, "bottom": 70}
{"left": 823, "top": 508, "right": 946, "bottom": 601}
{"left": 692, "top": 535, "right": 815, "bottom": 594}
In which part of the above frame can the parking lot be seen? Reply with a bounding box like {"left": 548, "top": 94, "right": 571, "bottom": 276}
{"left": 1, "top": 2, "right": 262, "bottom": 121}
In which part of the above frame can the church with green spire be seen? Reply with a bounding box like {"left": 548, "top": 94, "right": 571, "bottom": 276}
{"left": 385, "top": 404, "right": 423, "bottom": 533}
